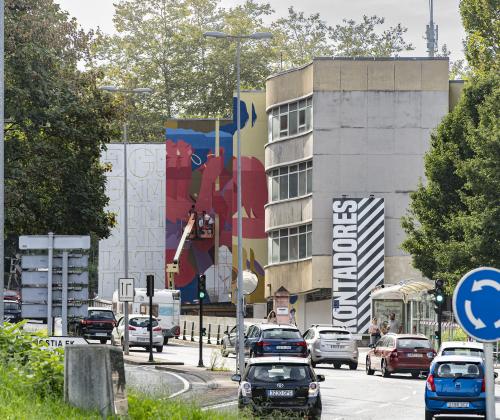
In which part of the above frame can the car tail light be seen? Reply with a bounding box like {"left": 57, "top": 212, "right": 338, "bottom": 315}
{"left": 390, "top": 350, "right": 398, "bottom": 359}
{"left": 295, "top": 341, "right": 307, "bottom": 347}
{"left": 481, "top": 378, "right": 485, "bottom": 392}
{"left": 128, "top": 326, "right": 137, "bottom": 331}
{"left": 426, "top": 374, "right": 436, "bottom": 392}
{"left": 153, "top": 326, "right": 162, "bottom": 332}
{"left": 257, "top": 341, "right": 271, "bottom": 347}
{"left": 309, "top": 382, "right": 319, "bottom": 397}
{"left": 240, "top": 381, "right": 252, "bottom": 397}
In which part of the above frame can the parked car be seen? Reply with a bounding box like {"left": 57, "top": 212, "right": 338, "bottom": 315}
{"left": 111, "top": 314, "right": 163, "bottom": 352}
{"left": 437, "top": 341, "right": 484, "bottom": 358}
{"left": 425, "top": 355, "right": 486, "bottom": 419}
{"left": 303, "top": 324, "right": 359, "bottom": 369}
{"left": 249, "top": 324, "right": 307, "bottom": 358}
{"left": 3, "top": 299, "right": 22, "bottom": 323}
{"left": 80, "top": 307, "right": 116, "bottom": 343}
{"left": 221, "top": 323, "right": 255, "bottom": 357}
{"left": 366, "top": 333, "right": 436, "bottom": 378}
{"left": 232, "top": 356, "right": 324, "bottom": 419}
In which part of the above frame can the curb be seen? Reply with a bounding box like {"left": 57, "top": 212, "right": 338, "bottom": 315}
{"left": 124, "top": 356, "right": 184, "bottom": 366}
{"left": 155, "top": 365, "right": 221, "bottom": 389}
{"left": 173, "top": 338, "right": 220, "bottom": 350}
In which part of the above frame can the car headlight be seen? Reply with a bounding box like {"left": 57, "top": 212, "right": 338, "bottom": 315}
{"left": 240, "top": 381, "right": 252, "bottom": 397}
{"left": 309, "top": 382, "right": 319, "bottom": 397}
{"left": 427, "top": 352, "right": 435, "bottom": 358}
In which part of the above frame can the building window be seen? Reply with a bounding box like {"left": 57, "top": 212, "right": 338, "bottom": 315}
{"left": 269, "top": 160, "right": 312, "bottom": 202}
{"left": 268, "top": 97, "right": 312, "bottom": 141}
{"left": 268, "top": 223, "right": 312, "bottom": 264}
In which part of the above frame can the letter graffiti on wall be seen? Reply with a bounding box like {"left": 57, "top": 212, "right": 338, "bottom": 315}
{"left": 332, "top": 198, "right": 385, "bottom": 333}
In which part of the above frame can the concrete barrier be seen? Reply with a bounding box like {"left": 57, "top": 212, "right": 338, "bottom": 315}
{"left": 65, "top": 345, "right": 128, "bottom": 416}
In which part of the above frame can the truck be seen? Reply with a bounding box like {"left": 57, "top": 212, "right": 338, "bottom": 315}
{"left": 112, "top": 288, "right": 181, "bottom": 345}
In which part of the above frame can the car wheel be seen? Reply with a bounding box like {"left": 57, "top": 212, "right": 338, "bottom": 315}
{"left": 163, "top": 337, "right": 169, "bottom": 345}
{"left": 381, "top": 360, "right": 390, "bottom": 377}
{"left": 156, "top": 346, "right": 163, "bottom": 353}
{"left": 349, "top": 362, "right": 358, "bottom": 370}
{"left": 100, "top": 338, "right": 107, "bottom": 344}
{"left": 366, "top": 357, "right": 375, "bottom": 375}
{"left": 333, "top": 362, "right": 341, "bottom": 369}
{"left": 425, "top": 410, "right": 434, "bottom": 420}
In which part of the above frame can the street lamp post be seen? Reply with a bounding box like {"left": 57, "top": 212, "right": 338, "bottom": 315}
{"left": 203, "top": 31, "right": 272, "bottom": 373}
{"left": 99, "top": 86, "right": 152, "bottom": 354}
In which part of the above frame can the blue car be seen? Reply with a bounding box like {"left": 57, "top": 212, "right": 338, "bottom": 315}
{"left": 425, "top": 355, "right": 486, "bottom": 419}
{"left": 249, "top": 324, "right": 308, "bottom": 358}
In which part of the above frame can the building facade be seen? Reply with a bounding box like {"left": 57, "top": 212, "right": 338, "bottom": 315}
{"left": 264, "top": 57, "right": 452, "bottom": 332}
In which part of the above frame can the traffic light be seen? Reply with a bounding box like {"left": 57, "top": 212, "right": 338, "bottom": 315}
{"left": 435, "top": 279, "right": 444, "bottom": 304}
{"left": 146, "top": 274, "right": 155, "bottom": 297}
{"left": 198, "top": 274, "right": 207, "bottom": 300}
{"left": 434, "top": 330, "right": 440, "bottom": 341}
{"left": 201, "top": 327, "right": 207, "bottom": 337}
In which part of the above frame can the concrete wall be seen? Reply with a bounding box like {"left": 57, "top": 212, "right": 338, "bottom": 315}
{"left": 99, "top": 144, "right": 166, "bottom": 299}
{"left": 266, "top": 64, "right": 313, "bottom": 107}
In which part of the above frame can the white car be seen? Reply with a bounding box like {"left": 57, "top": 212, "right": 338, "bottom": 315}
{"left": 111, "top": 314, "right": 164, "bottom": 352}
{"left": 437, "top": 341, "right": 484, "bottom": 358}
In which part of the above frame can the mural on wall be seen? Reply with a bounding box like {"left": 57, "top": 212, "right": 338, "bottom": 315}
{"left": 165, "top": 95, "right": 268, "bottom": 304}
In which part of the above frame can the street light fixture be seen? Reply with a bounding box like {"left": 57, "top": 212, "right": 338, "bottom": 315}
{"left": 99, "top": 85, "right": 152, "bottom": 355}
{"left": 204, "top": 30, "right": 272, "bottom": 374}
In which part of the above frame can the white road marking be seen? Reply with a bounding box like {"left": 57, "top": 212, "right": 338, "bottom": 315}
{"left": 164, "top": 371, "right": 190, "bottom": 398}
{"left": 201, "top": 400, "right": 238, "bottom": 411}
{"left": 378, "top": 403, "right": 391, "bottom": 408}
{"left": 400, "top": 396, "right": 410, "bottom": 401}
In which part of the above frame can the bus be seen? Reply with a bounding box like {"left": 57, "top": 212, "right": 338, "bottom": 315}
{"left": 112, "top": 288, "right": 181, "bottom": 344}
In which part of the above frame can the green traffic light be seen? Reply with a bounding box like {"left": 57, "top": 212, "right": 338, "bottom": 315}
{"left": 199, "top": 292, "right": 205, "bottom": 299}
{"left": 436, "top": 294, "right": 444, "bottom": 303}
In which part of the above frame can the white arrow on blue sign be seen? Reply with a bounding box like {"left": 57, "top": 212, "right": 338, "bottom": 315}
{"left": 453, "top": 267, "right": 500, "bottom": 342}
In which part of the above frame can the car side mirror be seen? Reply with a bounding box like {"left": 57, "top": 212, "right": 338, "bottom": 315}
{"left": 317, "top": 374, "right": 325, "bottom": 382}
{"left": 495, "top": 372, "right": 498, "bottom": 379}
{"left": 231, "top": 374, "right": 241, "bottom": 382}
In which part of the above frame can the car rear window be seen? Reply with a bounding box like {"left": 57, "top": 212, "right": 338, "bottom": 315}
{"left": 130, "top": 318, "right": 159, "bottom": 328}
{"left": 247, "top": 364, "right": 311, "bottom": 382}
{"left": 397, "top": 338, "right": 431, "bottom": 349}
{"left": 319, "top": 330, "right": 351, "bottom": 340}
{"left": 442, "top": 347, "right": 484, "bottom": 357}
{"left": 435, "top": 362, "right": 482, "bottom": 378}
{"left": 262, "top": 329, "right": 302, "bottom": 339}
{"left": 88, "top": 310, "right": 115, "bottom": 320}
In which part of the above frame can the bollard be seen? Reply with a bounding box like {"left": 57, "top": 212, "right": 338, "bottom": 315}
{"left": 191, "top": 321, "right": 195, "bottom": 342}
{"left": 207, "top": 323, "right": 212, "bottom": 344}
{"left": 216, "top": 324, "right": 221, "bottom": 345}
{"left": 182, "top": 320, "right": 187, "bottom": 341}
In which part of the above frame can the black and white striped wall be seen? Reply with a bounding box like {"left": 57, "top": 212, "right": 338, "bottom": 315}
{"left": 332, "top": 197, "right": 385, "bottom": 334}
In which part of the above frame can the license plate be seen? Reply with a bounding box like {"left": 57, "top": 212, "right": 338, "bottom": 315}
{"left": 330, "top": 345, "right": 345, "bottom": 349}
{"left": 447, "top": 402, "right": 470, "bottom": 408}
{"left": 137, "top": 337, "right": 148, "bottom": 342}
{"left": 407, "top": 353, "right": 423, "bottom": 358}
{"left": 276, "top": 346, "right": 291, "bottom": 350}
{"left": 95, "top": 333, "right": 107, "bottom": 337}
{"left": 267, "top": 389, "right": 294, "bottom": 398}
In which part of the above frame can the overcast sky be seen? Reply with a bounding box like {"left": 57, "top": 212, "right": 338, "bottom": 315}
{"left": 56, "top": 0, "right": 466, "bottom": 61}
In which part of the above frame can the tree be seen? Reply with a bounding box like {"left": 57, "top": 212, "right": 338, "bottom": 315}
{"left": 460, "top": 0, "right": 499, "bottom": 74}
{"left": 5, "top": 0, "right": 118, "bottom": 251}
{"left": 401, "top": 73, "right": 499, "bottom": 290}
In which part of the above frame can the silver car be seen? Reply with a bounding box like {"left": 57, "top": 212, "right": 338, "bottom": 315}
{"left": 303, "top": 325, "right": 359, "bottom": 369}
{"left": 111, "top": 315, "right": 164, "bottom": 352}
{"left": 221, "top": 323, "right": 255, "bottom": 357}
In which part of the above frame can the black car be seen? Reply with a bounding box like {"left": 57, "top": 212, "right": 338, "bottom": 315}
{"left": 3, "top": 300, "right": 22, "bottom": 323}
{"left": 249, "top": 324, "right": 308, "bottom": 358}
{"left": 233, "top": 356, "right": 324, "bottom": 419}
{"left": 79, "top": 307, "right": 116, "bottom": 343}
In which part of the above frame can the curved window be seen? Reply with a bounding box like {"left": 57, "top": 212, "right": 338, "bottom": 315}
{"left": 268, "top": 223, "right": 312, "bottom": 264}
{"left": 269, "top": 161, "right": 312, "bottom": 203}
{"left": 268, "top": 97, "right": 312, "bottom": 142}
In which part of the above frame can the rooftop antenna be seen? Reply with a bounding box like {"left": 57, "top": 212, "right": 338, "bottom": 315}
{"left": 425, "top": 0, "right": 438, "bottom": 57}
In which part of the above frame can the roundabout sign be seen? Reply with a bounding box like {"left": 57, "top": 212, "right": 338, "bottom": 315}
{"left": 452, "top": 267, "right": 500, "bottom": 342}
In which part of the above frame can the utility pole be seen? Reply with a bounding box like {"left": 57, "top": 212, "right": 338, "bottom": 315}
{"left": 0, "top": 0, "right": 5, "bottom": 324}
{"left": 426, "top": 0, "right": 438, "bottom": 57}
{"left": 146, "top": 274, "right": 154, "bottom": 363}
{"left": 198, "top": 274, "right": 206, "bottom": 368}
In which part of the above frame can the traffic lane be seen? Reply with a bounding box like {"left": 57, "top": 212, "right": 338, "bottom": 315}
{"left": 317, "top": 365, "right": 424, "bottom": 420}
{"left": 125, "top": 364, "right": 188, "bottom": 397}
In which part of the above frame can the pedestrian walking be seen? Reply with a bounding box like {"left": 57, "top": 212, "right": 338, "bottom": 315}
{"left": 267, "top": 310, "right": 277, "bottom": 324}
{"left": 368, "top": 317, "right": 381, "bottom": 346}
{"left": 387, "top": 312, "right": 402, "bottom": 334}
{"left": 289, "top": 308, "right": 296, "bottom": 325}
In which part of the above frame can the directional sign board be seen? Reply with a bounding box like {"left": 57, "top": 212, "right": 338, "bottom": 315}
{"left": 37, "top": 336, "right": 88, "bottom": 350}
{"left": 118, "top": 278, "right": 135, "bottom": 302}
{"left": 453, "top": 267, "right": 500, "bottom": 342}
{"left": 19, "top": 235, "right": 90, "bottom": 250}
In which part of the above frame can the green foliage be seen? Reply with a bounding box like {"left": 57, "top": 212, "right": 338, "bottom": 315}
{"left": 460, "top": 0, "right": 499, "bottom": 74}
{"left": 401, "top": 73, "right": 500, "bottom": 291}
{"left": 5, "top": 0, "right": 118, "bottom": 251}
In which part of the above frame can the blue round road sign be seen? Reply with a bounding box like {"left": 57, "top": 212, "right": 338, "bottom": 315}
{"left": 453, "top": 267, "right": 500, "bottom": 342}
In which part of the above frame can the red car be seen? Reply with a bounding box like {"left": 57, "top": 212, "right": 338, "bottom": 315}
{"left": 366, "top": 334, "right": 436, "bottom": 378}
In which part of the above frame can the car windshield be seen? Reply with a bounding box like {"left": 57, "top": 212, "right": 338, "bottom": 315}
{"left": 130, "top": 318, "right": 158, "bottom": 328}
{"left": 397, "top": 338, "right": 431, "bottom": 349}
{"left": 88, "top": 310, "right": 115, "bottom": 320}
{"left": 435, "top": 362, "right": 482, "bottom": 379}
{"left": 262, "top": 329, "right": 302, "bottom": 339}
{"left": 4, "top": 302, "right": 20, "bottom": 311}
{"left": 319, "top": 330, "right": 351, "bottom": 340}
{"left": 247, "top": 364, "right": 311, "bottom": 382}
{"left": 442, "top": 347, "right": 484, "bottom": 357}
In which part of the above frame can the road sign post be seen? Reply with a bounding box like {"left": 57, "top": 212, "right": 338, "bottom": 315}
{"left": 453, "top": 267, "right": 500, "bottom": 420}
{"left": 146, "top": 274, "right": 154, "bottom": 363}
{"left": 118, "top": 277, "right": 134, "bottom": 356}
